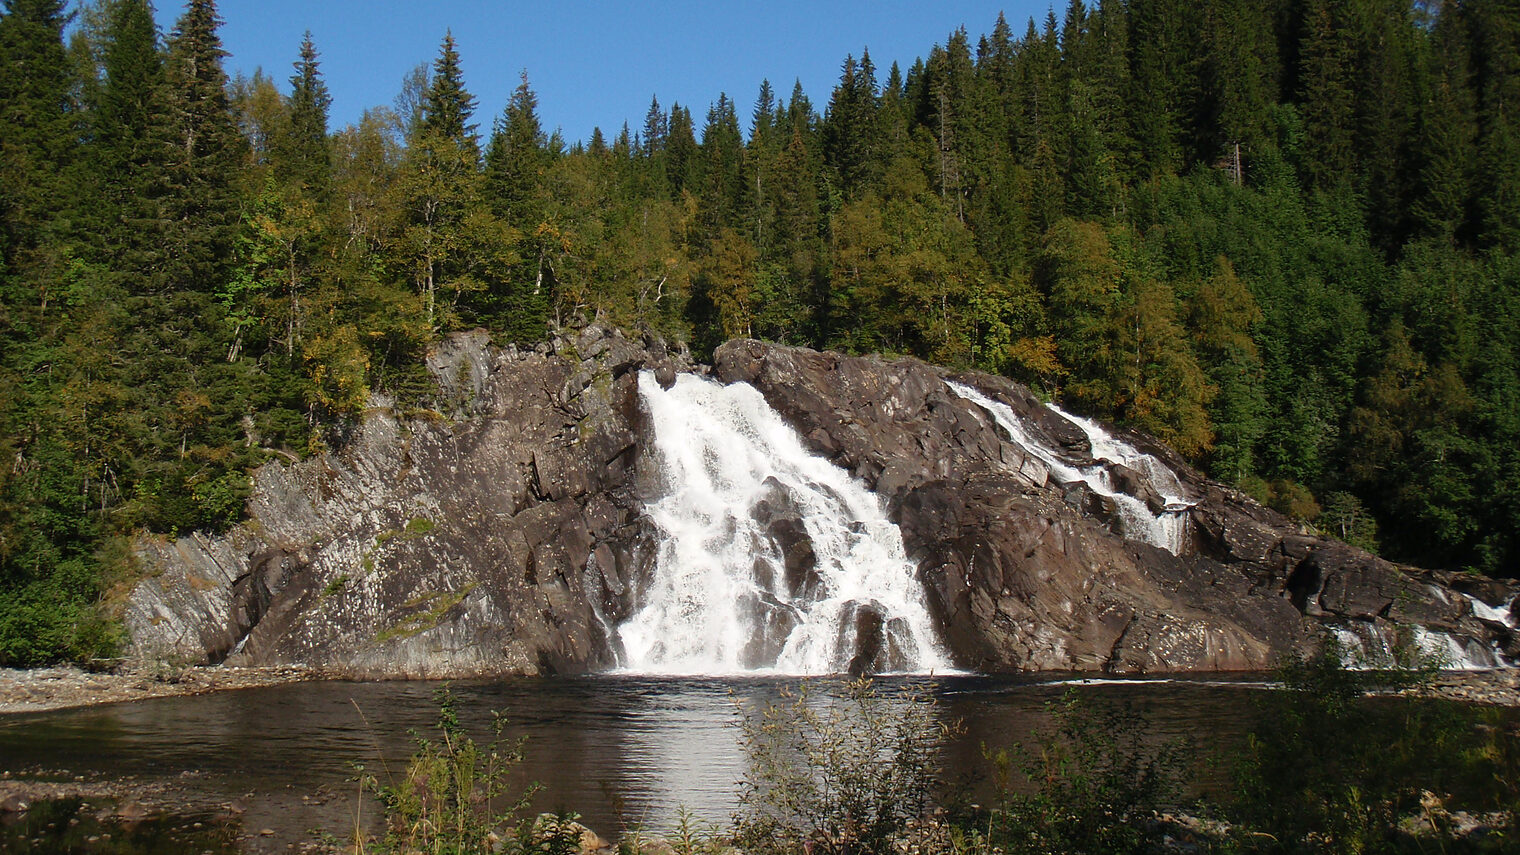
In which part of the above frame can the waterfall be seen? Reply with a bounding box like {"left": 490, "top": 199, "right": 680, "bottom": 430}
{"left": 1465, "top": 593, "right": 1518, "bottom": 630}
{"left": 947, "top": 382, "right": 1191, "bottom": 554}
{"left": 616, "top": 372, "right": 952, "bottom": 676}
{"left": 1333, "top": 619, "right": 1508, "bottom": 670}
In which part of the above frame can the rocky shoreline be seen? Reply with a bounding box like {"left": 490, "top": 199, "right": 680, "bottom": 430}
{"left": 2, "top": 663, "right": 1517, "bottom": 716}
{"left": 0, "top": 664, "right": 323, "bottom": 715}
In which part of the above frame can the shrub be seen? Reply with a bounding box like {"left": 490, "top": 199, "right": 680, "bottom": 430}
{"left": 361, "top": 686, "right": 538, "bottom": 855}
{"left": 731, "top": 678, "right": 955, "bottom": 855}
{"left": 975, "top": 690, "right": 1191, "bottom": 854}
{"left": 1225, "top": 639, "right": 1490, "bottom": 853}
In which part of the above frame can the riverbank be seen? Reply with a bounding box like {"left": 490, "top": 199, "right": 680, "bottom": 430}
{"left": 0, "top": 664, "right": 323, "bottom": 714}
{"left": 1417, "top": 668, "right": 1520, "bottom": 705}
{"left": 2, "top": 664, "right": 1518, "bottom": 715}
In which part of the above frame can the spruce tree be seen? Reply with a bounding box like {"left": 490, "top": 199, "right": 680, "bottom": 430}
{"left": 420, "top": 30, "right": 478, "bottom": 154}
{"left": 1411, "top": 5, "right": 1478, "bottom": 245}
{"left": 1296, "top": 0, "right": 1357, "bottom": 191}
{"left": 1471, "top": 0, "right": 1520, "bottom": 252}
{"left": 1194, "top": 0, "right": 1279, "bottom": 177}
{"left": 697, "top": 93, "right": 745, "bottom": 238}
{"left": 822, "top": 52, "right": 881, "bottom": 196}
{"left": 485, "top": 71, "right": 546, "bottom": 225}
{"left": 93, "top": 0, "right": 166, "bottom": 272}
{"left": 638, "top": 95, "right": 667, "bottom": 193}
{"left": 665, "top": 103, "right": 699, "bottom": 198}
{"left": 751, "top": 78, "right": 777, "bottom": 147}
{"left": 1127, "top": 0, "right": 1186, "bottom": 177}
{"left": 0, "top": 0, "right": 76, "bottom": 261}
{"left": 641, "top": 94, "right": 667, "bottom": 154}
{"left": 279, "top": 31, "right": 332, "bottom": 197}
{"left": 161, "top": 0, "right": 246, "bottom": 290}
{"left": 396, "top": 33, "right": 510, "bottom": 335}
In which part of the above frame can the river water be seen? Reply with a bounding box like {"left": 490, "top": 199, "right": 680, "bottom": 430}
{"left": 0, "top": 675, "right": 1266, "bottom": 846}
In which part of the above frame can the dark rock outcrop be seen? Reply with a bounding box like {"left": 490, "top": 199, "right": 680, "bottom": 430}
{"left": 124, "top": 335, "right": 1515, "bottom": 676}
{"left": 127, "top": 327, "right": 683, "bottom": 677}
{"left": 711, "top": 339, "right": 1512, "bottom": 672}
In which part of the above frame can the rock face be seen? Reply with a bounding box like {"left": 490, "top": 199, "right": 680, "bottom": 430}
{"left": 124, "top": 335, "right": 1516, "bottom": 676}
{"left": 126, "top": 328, "right": 685, "bottom": 677}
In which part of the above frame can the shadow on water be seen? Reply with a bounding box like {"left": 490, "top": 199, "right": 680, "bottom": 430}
{"left": 0, "top": 673, "right": 1266, "bottom": 849}
{"left": 0, "top": 798, "right": 240, "bottom": 854}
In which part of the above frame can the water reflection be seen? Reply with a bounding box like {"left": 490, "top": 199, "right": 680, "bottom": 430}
{"left": 0, "top": 675, "right": 1264, "bottom": 844}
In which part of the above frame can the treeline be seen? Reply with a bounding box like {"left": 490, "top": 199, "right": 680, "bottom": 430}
{"left": 2, "top": 0, "right": 1518, "bottom": 664}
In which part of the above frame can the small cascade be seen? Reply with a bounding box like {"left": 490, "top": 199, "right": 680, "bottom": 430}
{"left": 1332, "top": 625, "right": 1387, "bottom": 670}
{"left": 947, "top": 382, "right": 1190, "bottom": 554}
{"left": 617, "top": 372, "right": 952, "bottom": 676}
{"left": 1413, "top": 627, "right": 1500, "bottom": 671}
{"left": 1465, "top": 593, "right": 1518, "bottom": 630}
{"left": 1047, "top": 404, "right": 1193, "bottom": 552}
{"left": 1333, "top": 620, "right": 1508, "bottom": 671}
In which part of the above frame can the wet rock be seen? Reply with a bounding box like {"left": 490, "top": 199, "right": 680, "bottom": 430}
{"left": 846, "top": 605, "right": 887, "bottom": 678}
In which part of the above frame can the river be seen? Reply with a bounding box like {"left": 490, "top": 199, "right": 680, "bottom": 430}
{"left": 0, "top": 674, "right": 1266, "bottom": 849}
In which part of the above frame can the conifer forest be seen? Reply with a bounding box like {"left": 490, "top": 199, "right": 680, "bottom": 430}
{"left": 1, "top": 0, "right": 1518, "bottom": 664}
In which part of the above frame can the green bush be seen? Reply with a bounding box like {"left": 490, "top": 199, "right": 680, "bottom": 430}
{"left": 732, "top": 678, "right": 955, "bottom": 855}
{"left": 1224, "top": 640, "right": 1506, "bottom": 853}
{"left": 972, "top": 690, "right": 1191, "bottom": 854}
{"left": 361, "top": 687, "right": 540, "bottom": 855}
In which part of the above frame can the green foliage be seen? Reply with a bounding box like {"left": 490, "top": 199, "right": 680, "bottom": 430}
{"left": 1224, "top": 640, "right": 1480, "bottom": 853}
{"left": 1319, "top": 490, "right": 1379, "bottom": 551}
{"left": 6, "top": 0, "right": 1520, "bottom": 664}
{"left": 732, "top": 679, "right": 953, "bottom": 855}
{"left": 974, "top": 691, "right": 1190, "bottom": 854}
{"left": 362, "top": 686, "right": 539, "bottom": 855}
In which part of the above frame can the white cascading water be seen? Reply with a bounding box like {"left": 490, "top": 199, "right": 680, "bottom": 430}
{"left": 1414, "top": 627, "right": 1500, "bottom": 670}
{"left": 617, "top": 372, "right": 952, "bottom": 676}
{"left": 1465, "top": 593, "right": 1518, "bottom": 630}
{"left": 1048, "top": 404, "right": 1193, "bottom": 552}
{"left": 947, "top": 382, "right": 1191, "bottom": 554}
{"left": 1333, "top": 619, "right": 1508, "bottom": 671}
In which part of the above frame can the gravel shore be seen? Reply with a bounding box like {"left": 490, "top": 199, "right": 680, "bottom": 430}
{"left": 0, "top": 664, "right": 324, "bottom": 715}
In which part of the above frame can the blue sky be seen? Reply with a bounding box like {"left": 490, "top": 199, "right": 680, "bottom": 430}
{"left": 150, "top": 0, "right": 1050, "bottom": 144}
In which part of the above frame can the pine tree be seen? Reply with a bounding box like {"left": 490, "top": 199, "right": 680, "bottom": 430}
{"left": 0, "top": 0, "right": 76, "bottom": 262}
{"left": 277, "top": 31, "right": 332, "bottom": 197}
{"left": 161, "top": 0, "right": 247, "bottom": 290}
{"left": 485, "top": 71, "right": 546, "bottom": 225}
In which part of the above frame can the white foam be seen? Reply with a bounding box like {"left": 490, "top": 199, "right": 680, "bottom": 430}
{"left": 948, "top": 382, "right": 1190, "bottom": 554}
{"left": 616, "top": 372, "right": 953, "bottom": 676}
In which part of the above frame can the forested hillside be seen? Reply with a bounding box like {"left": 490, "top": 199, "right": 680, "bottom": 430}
{"left": 1, "top": 0, "right": 1517, "bottom": 664}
